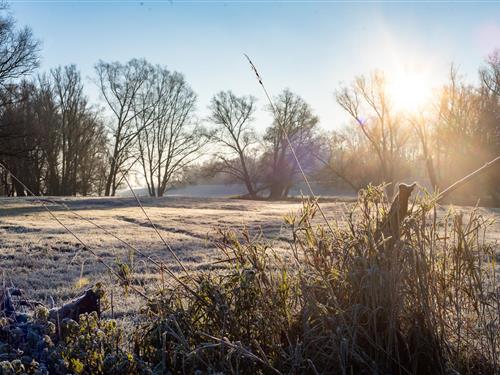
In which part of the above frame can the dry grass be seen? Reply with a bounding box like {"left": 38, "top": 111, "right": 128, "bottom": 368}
{"left": 132, "top": 189, "right": 500, "bottom": 374}
{"left": 1, "top": 192, "right": 499, "bottom": 374}
{"left": 0, "top": 196, "right": 348, "bottom": 317}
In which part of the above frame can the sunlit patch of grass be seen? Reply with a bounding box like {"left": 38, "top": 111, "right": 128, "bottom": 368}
{"left": 75, "top": 277, "right": 89, "bottom": 289}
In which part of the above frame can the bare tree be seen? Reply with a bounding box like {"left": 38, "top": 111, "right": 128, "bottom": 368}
{"left": 51, "top": 65, "right": 92, "bottom": 195}
{"left": 135, "top": 66, "right": 203, "bottom": 197}
{"left": 479, "top": 51, "right": 500, "bottom": 204}
{"left": 264, "top": 89, "right": 320, "bottom": 200}
{"left": 407, "top": 111, "right": 440, "bottom": 191}
{"left": 0, "top": 9, "right": 40, "bottom": 193}
{"left": 34, "top": 75, "right": 61, "bottom": 195}
{"left": 480, "top": 49, "right": 500, "bottom": 97}
{"left": 208, "top": 91, "right": 259, "bottom": 198}
{"left": 0, "top": 81, "right": 43, "bottom": 195}
{"left": 0, "top": 68, "right": 109, "bottom": 197}
{"left": 435, "top": 68, "right": 478, "bottom": 184}
{"left": 316, "top": 126, "right": 381, "bottom": 191}
{"left": 438, "top": 65, "right": 500, "bottom": 203}
{"left": 74, "top": 112, "right": 109, "bottom": 196}
{"left": 336, "top": 71, "right": 410, "bottom": 194}
{"left": 95, "top": 59, "right": 150, "bottom": 196}
{"left": 0, "top": 13, "right": 39, "bottom": 87}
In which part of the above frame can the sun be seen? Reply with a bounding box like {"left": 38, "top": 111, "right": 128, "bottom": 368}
{"left": 387, "top": 70, "right": 433, "bottom": 113}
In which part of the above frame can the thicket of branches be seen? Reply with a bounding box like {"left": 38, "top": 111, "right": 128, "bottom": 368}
{"left": 331, "top": 67, "right": 500, "bottom": 203}
{"left": 0, "top": 8, "right": 499, "bottom": 203}
{"left": 0, "top": 68, "right": 108, "bottom": 196}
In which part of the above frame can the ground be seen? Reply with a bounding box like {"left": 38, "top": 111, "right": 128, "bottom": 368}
{"left": 1, "top": 195, "right": 499, "bottom": 321}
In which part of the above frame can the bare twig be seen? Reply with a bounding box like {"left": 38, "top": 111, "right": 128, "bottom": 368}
{"left": 436, "top": 155, "right": 500, "bottom": 203}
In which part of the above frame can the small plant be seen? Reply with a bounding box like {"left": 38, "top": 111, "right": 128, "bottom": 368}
{"left": 56, "top": 312, "right": 150, "bottom": 375}
{"left": 0, "top": 289, "right": 148, "bottom": 375}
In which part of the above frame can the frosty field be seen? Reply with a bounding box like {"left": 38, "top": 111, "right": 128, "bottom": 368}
{"left": 1, "top": 196, "right": 499, "bottom": 320}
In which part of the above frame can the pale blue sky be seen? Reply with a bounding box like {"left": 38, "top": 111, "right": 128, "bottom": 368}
{"left": 8, "top": 0, "right": 500, "bottom": 129}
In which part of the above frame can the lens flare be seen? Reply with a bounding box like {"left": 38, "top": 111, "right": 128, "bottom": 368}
{"left": 387, "top": 69, "right": 433, "bottom": 112}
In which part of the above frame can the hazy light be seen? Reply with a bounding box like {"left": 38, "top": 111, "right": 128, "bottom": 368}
{"left": 387, "top": 68, "right": 433, "bottom": 113}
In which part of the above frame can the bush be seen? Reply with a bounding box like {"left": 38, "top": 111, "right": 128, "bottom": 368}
{"left": 0, "top": 300, "right": 149, "bottom": 374}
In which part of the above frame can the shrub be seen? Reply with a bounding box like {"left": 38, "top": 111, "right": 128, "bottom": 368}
{"left": 0, "top": 304, "right": 149, "bottom": 374}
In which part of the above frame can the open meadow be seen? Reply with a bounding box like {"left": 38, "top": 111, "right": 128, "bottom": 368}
{"left": 0, "top": 196, "right": 351, "bottom": 316}
{"left": 1, "top": 195, "right": 499, "bottom": 318}
{"left": 1, "top": 193, "right": 500, "bottom": 373}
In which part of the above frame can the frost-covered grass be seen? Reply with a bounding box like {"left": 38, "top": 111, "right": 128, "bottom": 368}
{"left": 1, "top": 193, "right": 500, "bottom": 374}
{"left": 0, "top": 196, "right": 350, "bottom": 318}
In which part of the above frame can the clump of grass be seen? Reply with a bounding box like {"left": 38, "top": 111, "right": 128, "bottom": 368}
{"left": 135, "top": 185, "right": 499, "bottom": 374}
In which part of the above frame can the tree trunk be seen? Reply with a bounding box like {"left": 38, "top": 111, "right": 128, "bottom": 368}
{"left": 425, "top": 156, "right": 439, "bottom": 191}
{"left": 244, "top": 179, "right": 256, "bottom": 198}
{"left": 13, "top": 178, "right": 26, "bottom": 196}
{"left": 269, "top": 179, "right": 287, "bottom": 200}
{"left": 104, "top": 159, "right": 116, "bottom": 196}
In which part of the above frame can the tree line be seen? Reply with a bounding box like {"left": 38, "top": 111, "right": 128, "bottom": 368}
{"left": 0, "top": 10, "right": 498, "bottom": 204}
{"left": 330, "top": 65, "right": 500, "bottom": 204}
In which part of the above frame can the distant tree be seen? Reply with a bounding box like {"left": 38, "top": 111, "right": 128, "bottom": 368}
{"left": 263, "top": 89, "right": 320, "bottom": 200}
{"left": 336, "top": 72, "right": 411, "bottom": 194}
{"left": 74, "top": 114, "right": 109, "bottom": 196}
{"left": 208, "top": 91, "right": 259, "bottom": 198}
{"left": 0, "top": 81, "right": 42, "bottom": 195}
{"left": 437, "top": 64, "right": 500, "bottom": 204}
{"left": 479, "top": 53, "right": 500, "bottom": 204}
{"left": 95, "top": 59, "right": 151, "bottom": 196}
{"left": 135, "top": 66, "right": 204, "bottom": 197}
{"left": 35, "top": 74, "right": 61, "bottom": 195}
{"left": 50, "top": 65, "right": 108, "bottom": 195}
{"left": 435, "top": 69, "right": 479, "bottom": 186}
{"left": 480, "top": 50, "right": 500, "bottom": 97}
{"left": 0, "top": 9, "right": 39, "bottom": 194}
{"left": 407, "top": 111, "right": 440, "bottom": 191}
{"left": 0, "top": 12, "right": 39, "bottom": 87}
{"left": 0, "top": 69, "right": 108, "bottom": 197}
{"left": 317, "top": 126, "right": 381, "bottom": 192}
